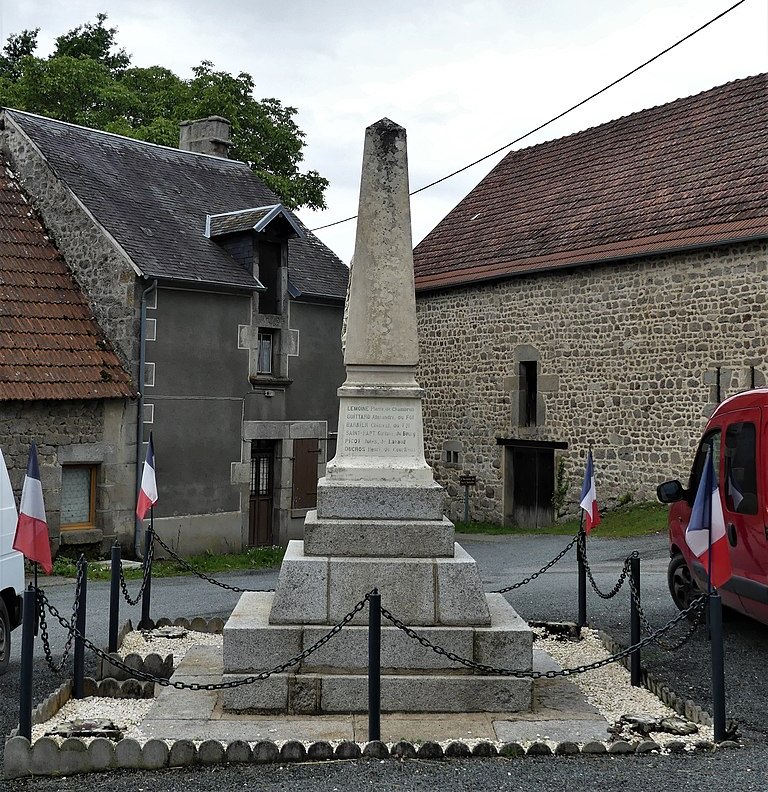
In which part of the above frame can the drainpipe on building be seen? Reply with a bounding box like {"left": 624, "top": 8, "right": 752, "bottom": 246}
{"left": 135, "top": 279, "right": 158, "bottom": 557}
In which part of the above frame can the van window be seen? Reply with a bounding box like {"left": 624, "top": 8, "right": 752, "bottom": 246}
{"left": 724, "top": 422, "right": 758, "bottom": 514}
{"left": 689, "top": 430, "right": 721, "bottom": 495}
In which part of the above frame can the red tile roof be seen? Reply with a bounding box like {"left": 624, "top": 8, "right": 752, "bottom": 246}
{"left": 414, "top": 74, "right": 768, "bottom": 291}
{"left": 0, "top": 164, "right": 134, "bottom": 400}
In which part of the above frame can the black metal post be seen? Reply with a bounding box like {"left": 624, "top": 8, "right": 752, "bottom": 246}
{"left": 139, "top": 519, "right": 153, "bottom": 630}
{"left": 18, "top": 586, "right": 36, "bottom": 740}
{"left": 710, "top": 592, "right": 727, "bottom": 742}
{"left": 630, "top": 555, "right": 641, "bottom": 686}
{"left": 368, "top": 589, "right": 381, "bottom": 742}
{"left": 73, "top": 555, "right": 88, "bottom": 699}
{"left": 108, "top": 542, "right": 121, "bottom": 652}
{"left": 463, "top": 484, "right": 470, "bottom": 524}
{"left": 577, "top": 528, "right": 587, "bottom": 629}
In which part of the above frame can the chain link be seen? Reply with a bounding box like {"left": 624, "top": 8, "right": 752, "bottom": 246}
{"left": 381, "top": 595, "right": 706, "bottom": 679}
{"left": 627, "top": 567, "right": 705, "bottom": 651}
{"left": 493, "top": 534, "right": 578, "bottom": 593}
{"left": 37, "top": 562, "right": 85, "bottom": 673}
{"left": 119, "top": 535, "right": 154, "bottom": 606}
{"left": 37, "top": 588, "right": 373, "bottom": 690}
{"left": 578, "top": 531, "right": 636, "bottom": 599}
{"left": 152, "top": 531, "right": 275, "bottom": 594}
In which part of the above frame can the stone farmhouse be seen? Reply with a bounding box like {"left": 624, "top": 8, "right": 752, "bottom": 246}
{"left": 413, "top": 73, "right": 768, "bottom": 529}
{"left": 0, "top": 111, "right": 348, "bottom": 556}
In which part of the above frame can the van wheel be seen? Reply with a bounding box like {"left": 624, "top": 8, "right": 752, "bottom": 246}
{"left": 0, "top": 599, "right": 9, "bottom": 674}
{"left": 668, "top": 554, "right": 699, "bottom": 615}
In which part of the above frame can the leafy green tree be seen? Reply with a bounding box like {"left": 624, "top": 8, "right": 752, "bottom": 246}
{"left": 0, "top": 14, "right": 327, "bottom": 210}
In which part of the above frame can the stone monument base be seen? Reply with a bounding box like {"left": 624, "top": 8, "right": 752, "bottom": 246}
{"left": 222, "top": 591, "right": 533, "bottom": 714}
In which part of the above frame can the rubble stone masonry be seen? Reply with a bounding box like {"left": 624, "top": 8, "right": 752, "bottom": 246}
{"left": 415, "top": 242, "right": 768, "bottom": 525}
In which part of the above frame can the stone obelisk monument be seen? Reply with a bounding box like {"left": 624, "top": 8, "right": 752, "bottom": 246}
{"left": 222, "top": 120, "right": 533, "bottom": 713}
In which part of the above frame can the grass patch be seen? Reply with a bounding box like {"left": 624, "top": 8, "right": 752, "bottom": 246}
{"left": 456, "top": 501, "right": 668, "bottom": 538}
{"left": 48, "top": 545, "right": 285, "bottom": 580}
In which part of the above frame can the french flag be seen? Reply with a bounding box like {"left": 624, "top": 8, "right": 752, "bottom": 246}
{"left": 579, "top": 449, "right": 601, "bottom": 534}
{"left": 13, "top": 442, "right": 53, "bottom": 574}
{"left": 136, "top": 434, "right": 158, "bottom": 521}
{"left": 686, "top": 445, "right": 732, "bottom": 590}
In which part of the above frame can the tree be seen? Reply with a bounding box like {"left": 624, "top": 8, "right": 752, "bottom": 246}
{"left": 0, "top": 14, "right": 328, "bottom": 210}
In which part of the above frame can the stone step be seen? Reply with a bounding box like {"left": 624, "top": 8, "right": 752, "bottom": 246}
{"left": 224, "top": 592, "right": 532, "bottom": 674}
{"left": 268, "top": 540, "right": 491, "bottom": 626}
{"left": 221, "top": 670, "right": 532, "bottom": 714}
{"left": 303, "top": 510, "right": 455, "bottom": 558}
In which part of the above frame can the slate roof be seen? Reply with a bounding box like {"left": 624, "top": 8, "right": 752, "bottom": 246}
{"left": 413, "top": 74, "right": 768, "bottom": 291}
{"left": 0, "top": 163, "right": 134, "bottom": 401}
{"left": 6, "top": 110, "right": 348, "bottom": 300}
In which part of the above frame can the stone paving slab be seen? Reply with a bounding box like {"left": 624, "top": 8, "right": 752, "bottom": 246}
{"left": 493, "top": 718, "right": 611, "bottom": 744}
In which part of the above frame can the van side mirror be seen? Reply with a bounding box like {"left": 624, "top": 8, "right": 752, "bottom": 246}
{"left": 657, "top": 480, "right": 684, "bottom": 504}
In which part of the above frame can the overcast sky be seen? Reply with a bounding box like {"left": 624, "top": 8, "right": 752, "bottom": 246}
{"left": 1, "top": 1, "right": 766, "bottom": 263}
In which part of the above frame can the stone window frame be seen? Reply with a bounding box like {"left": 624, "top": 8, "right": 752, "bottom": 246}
{"left": 442, "top": 440, "right": 463, "bottom": 468}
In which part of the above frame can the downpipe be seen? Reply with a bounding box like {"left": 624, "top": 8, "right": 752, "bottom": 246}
{"left": 134, "top": 279, "right": 158, "bottom": 557}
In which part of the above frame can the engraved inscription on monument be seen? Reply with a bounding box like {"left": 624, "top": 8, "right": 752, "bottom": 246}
{"left": 340, "top": 398, "right": 420, "bottom": 457}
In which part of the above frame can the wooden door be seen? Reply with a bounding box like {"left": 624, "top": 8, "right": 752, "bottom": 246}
{"left": 249, "top": 440, "right": 275, "bottom": 546}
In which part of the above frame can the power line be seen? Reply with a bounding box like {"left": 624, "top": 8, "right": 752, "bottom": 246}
{"left": 310, "top": 0, "right": 748, "bottom": 233}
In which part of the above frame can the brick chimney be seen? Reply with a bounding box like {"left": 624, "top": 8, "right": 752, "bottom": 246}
{"left": 178, "top": 116, "right": 231, "bottom": 158}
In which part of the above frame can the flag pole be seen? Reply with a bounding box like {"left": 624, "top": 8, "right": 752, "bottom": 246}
{"left": 139, "top": 507, "right": 154, "bottom": 629}
{"left": 577, "top": 509, "right": 586, "bottom": 629}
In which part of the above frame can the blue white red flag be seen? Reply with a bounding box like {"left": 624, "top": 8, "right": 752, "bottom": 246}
{"left": 579, "top": 449, "right": 601, "bottom": 534}
{"left": 685, "top": 445, "right": 732, "bottom": 589}
{"left": 12, "top": 442, "right": 52, "bottom": 574}
{"left": 136, "top": 434, "right": 158, "bottom": 521}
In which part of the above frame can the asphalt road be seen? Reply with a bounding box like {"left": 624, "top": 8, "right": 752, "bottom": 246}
{"left": 3, "top": 532, "right": 768, "bottom": 791}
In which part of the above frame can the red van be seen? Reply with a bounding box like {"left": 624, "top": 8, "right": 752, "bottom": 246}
{"left": 657, "top": 388, "right": 768, "bottom": 626}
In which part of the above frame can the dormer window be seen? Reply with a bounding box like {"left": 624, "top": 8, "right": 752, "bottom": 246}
{"left": 257, "top": 241, "right": 281, "bottom": 315}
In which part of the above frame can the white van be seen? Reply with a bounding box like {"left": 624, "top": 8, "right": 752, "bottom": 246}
{"left": 0, "top": 448, "right": 25, "bottom": 674}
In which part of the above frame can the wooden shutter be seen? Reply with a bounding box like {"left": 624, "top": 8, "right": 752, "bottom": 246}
{"left": 292, "top": 438, "right": 320, "bottom": 509}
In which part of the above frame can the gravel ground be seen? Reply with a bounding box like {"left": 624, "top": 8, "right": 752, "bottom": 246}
{"left": 2, "top": 533, "right": 768, "bottom": 791}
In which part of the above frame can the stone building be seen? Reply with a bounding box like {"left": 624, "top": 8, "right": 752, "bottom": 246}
{"left": 1, "top": 111, "right": 348, "bottom": 554}
{"left": 0, "top": 162, "right": 134, "bottom": 554}
{"left": 412, "top": 74, "right": 768, "bottom": 528}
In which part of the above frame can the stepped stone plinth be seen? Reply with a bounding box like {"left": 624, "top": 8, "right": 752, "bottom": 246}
{"left": 222, "top": 118, "right": 533, "bottom": 714}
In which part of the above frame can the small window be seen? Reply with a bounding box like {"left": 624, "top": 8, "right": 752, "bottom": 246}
{"left": 443, "top": 441, "right": 462, "bottom": 467}
{"left": 724, "top": 422, "right": 757, "bottom": 514}
{"left": 60, "top": 465, "right": 96, "bottom": 529}
{"left": 519, "top": 361, "right": 538, "bottom": 426}
{"left": 257, "top": 330, "right": 273, "bottom": 374}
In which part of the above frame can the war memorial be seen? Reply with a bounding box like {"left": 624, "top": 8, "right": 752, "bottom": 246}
{"left": 222, "top": 118, "right": 534, "bottom": 714}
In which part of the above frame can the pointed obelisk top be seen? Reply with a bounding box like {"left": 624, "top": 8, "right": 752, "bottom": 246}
{"left": 344, "top": 118, "right": 418, "bottom": 367}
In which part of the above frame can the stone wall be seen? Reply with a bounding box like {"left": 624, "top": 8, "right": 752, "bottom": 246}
{"left": 1, "top": 115, "right": 141, "bottom": 377}
{"left": 0, "top": 399, "right": 137, "bottom": 554}
{"left": 415, "top": 242, "right": 768, "bottom": 525}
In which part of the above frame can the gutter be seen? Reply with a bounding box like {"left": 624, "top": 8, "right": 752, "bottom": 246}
{"left": 135, "top": 279, "right": 158, "bottom": 557}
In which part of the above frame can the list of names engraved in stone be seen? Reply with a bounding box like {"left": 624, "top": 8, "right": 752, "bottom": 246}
{"left": 341, "top": 401, "right": 419, "bottom": 456}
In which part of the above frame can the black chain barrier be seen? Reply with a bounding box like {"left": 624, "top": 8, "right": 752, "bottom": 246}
{"left": 152, "top": 531, "right": 275, "bottom": 594}
{"left": 579, "top": 532, "right": 636, "bottom": 599}
{"left": 37, "top": 588, "right": 373, "bottom": 690}
{"left": 493, "top": 534, "right": 578, "bottom": 594}
{"left": 37, "top": 562, "right": 85, "bottom": 674}
{"left": 627, "top": 569, "right": 706, "bottom": 651}
{"left": 381, "top": 594, "right": 706, "bottom": 679}
{"left": 119, "top": 535, "right": 154, "bottom": 606}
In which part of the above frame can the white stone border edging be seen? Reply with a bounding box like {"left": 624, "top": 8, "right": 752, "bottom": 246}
{"left": 4, "top": 732, "right": 742, "bottom": 778}
{"left": 98, "top": 616, "right": 224, "bottom": 681}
